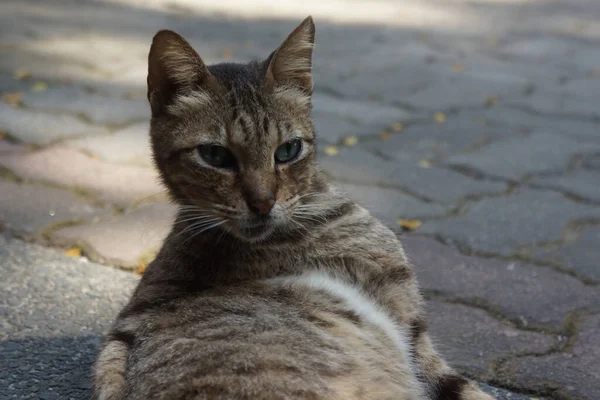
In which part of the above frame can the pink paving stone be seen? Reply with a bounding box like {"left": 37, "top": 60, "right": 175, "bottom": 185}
{"left": 0, "top": 146, "right": 164, "bottom": 206}
{"left": 0, "top": 181, "right": 106, "bottom": 236}
{"left": 52, "top": 202, "right": 177, "bottom": 268}
{"left": 426, "top": 300, "right": 556, "bottom": 377}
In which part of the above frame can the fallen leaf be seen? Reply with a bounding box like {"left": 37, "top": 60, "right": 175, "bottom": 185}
{"left": 31, "top": 81, "right": 48, "bottom": 92}
{"left": 451, "top": 63, "right": 465, "bottom": 73}
{"left": 433, "top": 112, "right": 447, "bottom": 124}
{"left": 380, "top": 130, "right": 391, "bottom": 141}
{"left": 0, "top": 130, "right": 6, "bottom": 140}
{"left": 418, "top": 159, "right": 432, "bottom": 168}
{"left": 135, "top": 262, "right": 147, "bottom": 275}
{"left": 396, "top": 218, "right": 422, "bottom": 231}
{"left": 2, "top": 92, "right": 23, "bottom": 106}
{"left": 487, "top": 37, "right": 498, "bottom": 47}
{"left": 324, "top": 145, "right": 339, "bottom": 156}
{"left": 221, "top": 49, "right": 233, "bottom": 59}
{"left": 64, "top": 247, "right": 82, "bottom": 257}
{"left": 343, "top": 135, "right": 358, "bottom": 146}
{"left": 391, "top": 122, "right": 404, "bottom": 132}
{"left": 124, "top": 91, "right": 137, "bottom": 100}
{"left": 13, "top": 68, "right": 31, "bottom": 80}
{"left": 485, "top": 95, "right": 499, "bottom": 107}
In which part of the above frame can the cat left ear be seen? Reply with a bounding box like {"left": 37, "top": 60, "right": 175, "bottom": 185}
{"left": 147, "top": 30, "right": 215, "bottom": 116}
{"left": 265, "top": 16, "right": 315, "bottom": 94}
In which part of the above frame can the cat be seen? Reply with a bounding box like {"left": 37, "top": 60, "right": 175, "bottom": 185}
{"left": 93, "top": 16, "right": 494, "bottom": 400}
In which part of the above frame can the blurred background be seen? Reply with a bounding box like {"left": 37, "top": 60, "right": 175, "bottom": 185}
{"left": 1, "top": 0, "right": 599, "bottom": 399}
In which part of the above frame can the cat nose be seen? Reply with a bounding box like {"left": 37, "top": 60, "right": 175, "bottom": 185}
{"left": 247, "top": 196, "right": 275, "bottom": 216}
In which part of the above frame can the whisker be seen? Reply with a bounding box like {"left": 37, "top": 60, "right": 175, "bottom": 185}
{"left": 176, "top": 218, "right": 223, "bottom": 237}
{"left": 180, "top": 220, "right": 228, "bottom": 246}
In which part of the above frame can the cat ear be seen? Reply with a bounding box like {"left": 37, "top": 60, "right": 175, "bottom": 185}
{"left": 147, "top": 30, "right": 215, "bottom": 115}
{"left": 265, "top": 16, "right": 315, "bottom": 94}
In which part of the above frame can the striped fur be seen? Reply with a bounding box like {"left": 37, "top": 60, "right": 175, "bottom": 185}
{"left": 93, "top": 16, "right": 494, "bottom": 400}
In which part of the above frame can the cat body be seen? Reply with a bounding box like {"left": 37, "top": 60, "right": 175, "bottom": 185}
{"left": 93, "top": 17, "right": 494, "bottom": 400}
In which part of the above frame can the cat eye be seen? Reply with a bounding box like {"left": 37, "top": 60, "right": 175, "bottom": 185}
{"left": 274, "top": 139, "right": 302, "bottom": 164}
{"left": 198, "top": 145, "right": 236, "bottom": 169}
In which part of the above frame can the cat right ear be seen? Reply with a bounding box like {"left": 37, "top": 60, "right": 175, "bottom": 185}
{"left": 147, "top": 30, "right": 215, "bottom": 116}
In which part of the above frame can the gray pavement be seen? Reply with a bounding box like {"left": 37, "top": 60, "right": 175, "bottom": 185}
{"left": 1, "top": 0, "right": 599, "bottom": 398}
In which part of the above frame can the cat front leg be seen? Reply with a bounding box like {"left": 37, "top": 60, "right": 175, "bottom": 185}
{"left": 92, "top": 335, "right": 130, "bottom": 400}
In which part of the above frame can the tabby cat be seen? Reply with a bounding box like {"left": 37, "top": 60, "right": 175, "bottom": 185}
{"left": 93, "top": 17, "right": 494, "bottom": 400}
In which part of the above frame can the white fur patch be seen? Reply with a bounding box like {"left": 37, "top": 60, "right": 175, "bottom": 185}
{"left": 267, "top": 271, "right": 425, "bottom": 396}
{"left": 168, "top": 91, "right": 213, "bottom": 116}
{"left": 273, "top": 86, "right": 311, "bottom": 108}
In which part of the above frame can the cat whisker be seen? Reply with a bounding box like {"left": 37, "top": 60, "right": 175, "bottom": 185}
{"left": 176, "top": 218, "right": 224, "bottom": 237}
{"left": 180, "top": 219, "right": 229, "bottom": 246}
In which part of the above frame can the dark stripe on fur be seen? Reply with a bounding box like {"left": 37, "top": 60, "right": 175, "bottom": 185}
{"left": 108, "top": 330, "right": 135, "bottom": 347}
{"left": 432, "top": 375, "right": 469, "bottom": 400}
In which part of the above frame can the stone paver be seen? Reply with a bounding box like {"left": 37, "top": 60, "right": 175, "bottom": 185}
{"left": 447, "top": 132, "right": 600, "bottom": 181}
{"left": 20, "top": 85, "right": 149, "bottom": 125}
{"left": 320, "top": 147, "right": 506, "bottom": 204}
{"left": 64, "top": 121, "right": 152, "bottom": 166}
{"left": 420, "top": 189, "right": 600, "bottom": 255}
{"left": 336, "top": 182, "right": 448, "bottom": 227}
{"left": 2, "top": 0, "right": 600, "bottom": 398}
{"left": 0, "top": 146, "right": 163, "bottom": 205}
{"left": 365, "top": 115, "right": 516, "bottom": 164}
{"left": 501, "top": 314, "right": 600, "bottom": 400}
{"left": 531, "top": 226, "right": 600, "bottom": 282}
{"left": 531, "top": 169, "right": 600, "bottom": 203}
{"left": 52, "top": 202, "right": 177, "bottom": 268}
{"left": 0, "top": 181, "right": 106, "bottom": 237}
{"left": 426, "top": 300, "right": 556, "bottom": 376}
{"left": 404, "top": 236, "right": 600, "bottom": 329}
{"left": 0, "top": 103, "right": 109, "bottom": 145}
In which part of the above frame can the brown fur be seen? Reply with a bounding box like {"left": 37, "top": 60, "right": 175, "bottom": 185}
{"left": 93, "top": 17, "right": 494, "bottom": 400}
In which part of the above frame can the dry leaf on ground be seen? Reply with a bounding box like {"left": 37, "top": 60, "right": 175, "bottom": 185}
{"left": 451, "top": 63, "right": 466, "bottom": 73}
{"left": 433, "top": 112, "right": 447, "bottom": 124}
{"left": 31, "top": 81, "right": 48, "bottom": 92}
{"left": 391, "top": 122, "right": 404, "bottom": 132}
{"left": 485, "top": 95, "right": 499, "bottom": 107}
{"left": 396, "top": 218, "right": 422, "bottom": 230}
{"left": 343, "top": 135, "right": 358, "bottom": 146}
{"left": 135, "top": 262, "right": 147, "bottom": 275}
{"left": 13, "top": 68, "right": 30, "bottom": 80}
{"left": 324, "top": 145, "right": 339, "bottom": 156}
{"left": 2, "top": 92, "right": 23, "bottom": 106}
{"left": 380, "top": 130, "right": 391, "bottom": 140}
{"left": 64, "top": 247, "right": 82, "bottom": 257}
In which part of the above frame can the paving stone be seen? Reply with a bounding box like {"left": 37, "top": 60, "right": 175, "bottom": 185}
{"left": 426, "top": 300, "right": 556, "bottom": 376}
{"left": 335, "top": 182, "right": 448, "bottom": 226}
{"left": 459, "top": 107, "right": 600, "bottom": 143}
{"left": 447, "top": 132, "right": 600, "bottom": 181}
{"left": 0, "top": 72, "right": 33, "bottom": 94}
{"left": 531, "top": 226, "right": 600, "bottom": 282}
{"left": 64, "top": 121, "right": 152, "bottom": 166}
{"left": 0, "top": 181, "right": 105, "bottom": 236}
{"left": 312, "top": 93, "right": 413, "bottom": 143}
{"left": 365, "top": 116, "right": 515, "bottom": 163}
{"left": 518, "top": 87, "right": 600, "bottom": 119}
{"left": 52, "top": 202, "right": 177, "bottom": 267}
{"left": 403, "top": 236, "right": 600, "bottom": 329}
{"left": 21, "top": 86, "right": 149, "bottom": 125}
{"left": 407, "top": 69, "right": 529, "bottom": 110}
{"left": 319, "top": 147, "right": 506, "bottom": 204}
{"left": 0, "top": 103, "right": 108, "bottom": 145}
{"left": 478, "top": 384, "right": 532, "bottom": 400}
{"left": 419, "top": 189, "right": 600, "bottom": 255}
{"left": 506, "top": 314, "right": 600, "bottom": 400}
{"left": 531, "top": 169, "right": 600, "bottom": 203}
{"left": 0, "top": 147, "right": 163, "bottom": 206}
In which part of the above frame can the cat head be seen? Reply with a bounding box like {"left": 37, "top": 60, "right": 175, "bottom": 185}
{"left": 148, "top": 17, "right": 330, "bottom": 243}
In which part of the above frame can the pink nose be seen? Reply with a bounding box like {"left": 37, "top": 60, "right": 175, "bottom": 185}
{"left": 248, "top": 198, "right": 275, "bottom": 216}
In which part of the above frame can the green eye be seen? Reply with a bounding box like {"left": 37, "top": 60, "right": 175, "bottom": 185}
{"left": 275, "top": 139, "right": 302, "bottom": 164}
{"left": 198, "top": 145, "right": 236, "bottom": 168}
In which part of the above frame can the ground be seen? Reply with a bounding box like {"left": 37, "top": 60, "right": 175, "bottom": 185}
{"left": 0, "top": 0, "right": 599, "bottom": 399}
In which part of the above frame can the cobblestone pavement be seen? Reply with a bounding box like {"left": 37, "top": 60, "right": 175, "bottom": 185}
{"left": 1, "top": 0, "right": 599, "bottom": 398}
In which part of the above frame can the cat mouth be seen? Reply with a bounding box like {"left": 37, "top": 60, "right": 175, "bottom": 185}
{"left": 238, "top": 221, "right": 275, "bottom": 239}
